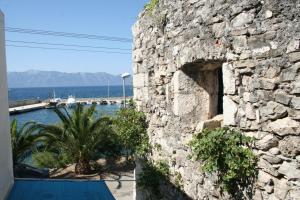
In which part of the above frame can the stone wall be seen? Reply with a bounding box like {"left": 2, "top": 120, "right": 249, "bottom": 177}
{"left": 133, "top": 0, "right": 300, "bottom": 199}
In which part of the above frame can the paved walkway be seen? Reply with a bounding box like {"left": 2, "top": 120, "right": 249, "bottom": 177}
{"left": 50, "top": 158, "right": 135, "bottom": 200}
{"left": 104, "top": 173, "right": 135, "bottom": 200}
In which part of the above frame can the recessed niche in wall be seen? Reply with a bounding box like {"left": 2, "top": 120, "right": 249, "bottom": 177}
{"left": 173, "top": 60, "right": 224, "bottom": 122}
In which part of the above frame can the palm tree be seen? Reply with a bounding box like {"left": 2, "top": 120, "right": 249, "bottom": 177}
{"left": 36, "top": 104, "right": 113, "bottom": 175}
{"left": 10, "top": 119, "right": 39, "bottom": 165}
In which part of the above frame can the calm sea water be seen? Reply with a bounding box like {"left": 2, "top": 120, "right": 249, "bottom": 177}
{"left": 10, "top": 104, "right": 122, "bottom": 127}
{"left": 8, "top": 85, "right": 133, "bottom": 101}
{"left": 8, "top": 86, "right": 133, "bottom": 126}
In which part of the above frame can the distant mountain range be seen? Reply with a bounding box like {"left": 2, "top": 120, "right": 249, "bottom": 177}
{"left": 8, "top": 70, "right": 132, "bottom": 88}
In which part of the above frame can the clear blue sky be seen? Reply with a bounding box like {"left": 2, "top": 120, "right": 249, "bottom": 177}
{"left": 0, "top": 0, "right": 148, "bottom": 75}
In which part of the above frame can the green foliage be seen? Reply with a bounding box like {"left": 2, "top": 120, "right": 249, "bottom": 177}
{"left": 145, "top": 0, "right": 159, "bottom": 13}
{"left": 10, "top": 119, "right": 41, "bottom": 164}
{"left": 156, "top": 160, "right": 170, "bottom": 176}
{"left": 154, "top": 143, "right": 162, "bottom": 151}
{"left": 36, "top": 104, "right": 115, "bottom": 174}
{"left": 32, "top": 151, "right": 71, "bottom": 169}
{"left": 137, "top": 160, "right": 169, "bottom": 198}
{"left": 189, "top": 127, "right": 257, "bottom": 194}
{"left": 174, "top": 171, "right": 183, "bottom": 189}
{"left": 114, "top": 105, "right": 149, "bottom": 159}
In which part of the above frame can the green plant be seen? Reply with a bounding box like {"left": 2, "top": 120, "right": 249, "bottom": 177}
{"left": 10, "top": 119, "right": 41, "bottom": 165}
{"left": 32, "top": 151, "right": 71, "bottom": 169}
{"left": 36, "top": 104, "right": 115, "bottom": 174}
{"left": 174, "top": 171, "right": 183, "bottom": 189}
{"left": 154, "top": 143, "right": 162, "bottom": 151}
{"left": 137, "top": 160, "right": 169, "bottom": 199}
{"left": 189, "top": 127, "right": 257, "bottom": 195}
{"left": 145, "top": 0, "right": 159, "bottom": 14}
{"left": 114, "top": 106, "right": 149, "bottom": 160}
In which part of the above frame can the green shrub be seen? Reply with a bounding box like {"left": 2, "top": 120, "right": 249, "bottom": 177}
{"left": 145, "top": 0, "right": 159, "bottom": 13}
{"left": 174, "top": 171, "right": 183, "bottom": 189}
{"left": 189, "top": 127, "right": 257, "bottom": 194}
{"left": 137, "top": 160, "right": 169, "bottom": 198}
{"left": 33, "top": 151, "right": 71, "bottom": 169}
{"left": 114, "top": 106, "right": 149, "bottom": 159}
{"left": 154, "top": 143, "right": 162, "bottom": 151}
{"left": 10, "top": 119, "right": 41, "bottom": 165}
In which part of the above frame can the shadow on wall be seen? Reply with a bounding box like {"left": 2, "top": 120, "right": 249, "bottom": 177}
{"left": 136, "top": 159, "right": 193, "bottom": 200}
{"left": 136, "top": 157, "right": 257, "bottom": 200}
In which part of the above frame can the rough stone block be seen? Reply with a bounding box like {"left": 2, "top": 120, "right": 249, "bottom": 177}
{"left": 291, "top": 97, "right": 300, "bottom": 109}
{"left": 289, "top": 109, "right": 300, "bottom": 120}
{"left": 231, "top": 12, "right": 254, "bottom": 27}
{"left": 288, "top": 52, "right": 300, "bottom": 63}
{"left": 173, "top": 70, "right": 191, "bottom": 92}
{"left": 258, "top": 78, "right": 276, "bottom": 90}
{"left": 233, "top": 59, "right": 258, "bottom": 69}
{"left": 133, "top": 73, "right": 148, "bottom": 88}
{"left": 269, "top": 147, "right": 280, "bottom": 155}
{"left": 243, "top": 92, "right": 250, "bottom": 102}
{"left": 232, "top": 35, "right": 247, "bottom": 53}
{"left": 275, "top": 93, "right": 291, "bottom": 105}
{"left": 292, "top": 82, "right": 300, "bottom": 94}
{"left": 280, "top": 63, "right": 299, "bottom": 81}
{"left": 262, "top": 154, "right": 282, "bottom": 164}
{"left": 223, "top": 96, "right": 237, "bottom": 126}
{"left": 278, "top": 161, "right": 300, "bottom": 180}
{"left": 212, "top": 22, "right": 225, "bottom": 38}
{"left": 265, "top": 66, "right": 281, "bottom": 79}
{"left": 274, "top": 179, "right": 290, "bottom": 199}
{"left": 260, "top": 101, "right": 287, "bottom": 121}
{"left": 258, "top": 158, "right": 279, "bottom": 177}
{"left": 286, "top": 40, "right": 300, "bottom": 53}
{"left": 222, "top": 63, "right": 236, "bottom": 94}
{"left": 278, "top": 136, "right": 300, "bottom": 157}
{"left": 133, "top": 49, "right": 143, "bottom": 63}
{"left": 245, "top": 103, "right": 256, "bottom": 120}
{"left": 289, "top": 189, "right": 300, "bottom": 200}
{"left": 252, "top": 46, "right": 271, "bottom": 57}
{"left": 257, "top": 170, "right": 273, "bottom": 186}
{"left": 195, "top": 115, "right": 223, "bottom": 132}
{"left": 256, "top": 134, "right": 279, "bottom": 151}
{"left": 268, "top": 117, "right": 300, "bottom": 136}
{"left": 256, "top": 90, "right": 273, "bottom": 101}
{"left": 253, "top": 190, "right": 263, "bottom": 200}
{"left": 173, "top": 93, "right": 196, "bottom": 116}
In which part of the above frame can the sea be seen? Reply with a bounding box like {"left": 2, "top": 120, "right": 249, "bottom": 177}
{"left": 9, "top": 85, "right": 133, "bottom": 126}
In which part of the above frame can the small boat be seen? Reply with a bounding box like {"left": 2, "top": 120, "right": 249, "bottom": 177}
{"left": 100, "top": 100, "right": 108, "bottom": 105}
{"left": 46, "top": 91, "right": 62, "bottom": 109}
{"left": 109, "top": 100, "right": 117, "bottom": 105}
{"left": 80, "top": 101, "right": 87, "bottom": 105}
{"left": 66, "top": 95, "right": 76, "bottom": 108}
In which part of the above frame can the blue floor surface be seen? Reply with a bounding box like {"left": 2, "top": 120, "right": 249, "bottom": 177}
{"left": 8, "top": 179, "right": 115, "bottom": 200}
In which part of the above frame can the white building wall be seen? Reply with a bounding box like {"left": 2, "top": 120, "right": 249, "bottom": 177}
{"left": 0, "top": 10, "right": 14, "bottom": 200}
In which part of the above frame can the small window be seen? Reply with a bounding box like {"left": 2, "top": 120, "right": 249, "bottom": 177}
{"left": 178, "top": 60, "right": 223, "bottom": 120}
{"left": 217, "top": 67, "right": 224, "bottom": 115}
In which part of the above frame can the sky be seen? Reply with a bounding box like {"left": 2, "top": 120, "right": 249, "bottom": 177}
{"left": 0, "top": 0, "right": 148, "bottom": 75}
